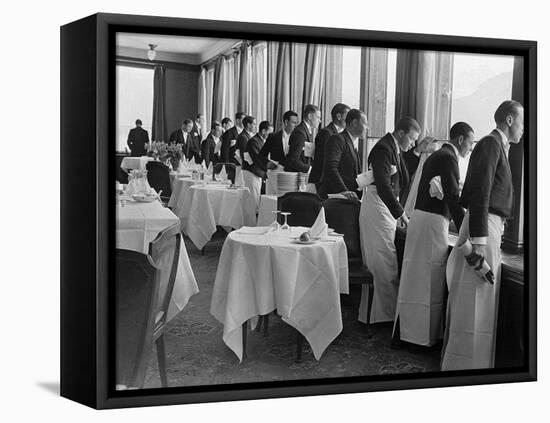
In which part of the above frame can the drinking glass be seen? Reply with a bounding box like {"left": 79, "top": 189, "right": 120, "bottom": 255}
{"left": 280, "top": 212, "right": 291, "bottom": 232}
{"left": 270, "top": 210, "right": 281, "bottom": 232}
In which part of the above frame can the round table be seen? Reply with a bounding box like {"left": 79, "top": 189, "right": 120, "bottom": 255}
{"left": 210, "top": 226, "right": 349, "bottom": 362}
{"left": 177, "top": 182, "right": 257, "bottom": 250}
{"left": 168, "top": 174, "right": 212, "bottom": 215}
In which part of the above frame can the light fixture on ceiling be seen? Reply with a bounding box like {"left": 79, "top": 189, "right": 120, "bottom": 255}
{"left": 147, "top": 44, "right": 157, "bottom": 61}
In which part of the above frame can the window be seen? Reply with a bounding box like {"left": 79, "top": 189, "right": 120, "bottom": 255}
{"left": 116, "top": 65, "right": 154, "bottom": 152}
{"left": 451, "top": 53, "right": 514, "bottom": 180}
{"left": 341, "top": 46, "right": 361, "bottom": 108}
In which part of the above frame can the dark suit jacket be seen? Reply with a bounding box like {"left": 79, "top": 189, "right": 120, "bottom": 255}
{"left": 259, "top": 129, "right": 288, "bottom": 166}
{"left": 200, "top": 133, "right": 219, "bottom": 168}
{"left": 284, "top": 122, "right": 312, "bottom": 173}
{"left": 235, "top": 131, "right": 252, "bottom": 166}
{"left": 460, "top": 130, "right": 514, "bottom": 238}
{"left": 244, "top": 134, "right": 269, "bottom": 179}
{"left": 169, "top": 129, "right": 201, "bottom": 163}
{"left": 220, "top": 126, "right": 241, "bottom": 165}
{"left": 318, "top": 131, "right": 361, "bottom": 197}
{"left": 368, "top": 133, "right": 411, "bottom": 219}
{"left": 127, "top": 126, "right": 149, "bottom": 157}
{"left": 415, "top": 144, "right": 465, "bottom": 231}
{"left": 308, "top": 122, "right": 339, "bottom": 184}
{"left": 192, "top": 122, "right": 203, "bottom": 141}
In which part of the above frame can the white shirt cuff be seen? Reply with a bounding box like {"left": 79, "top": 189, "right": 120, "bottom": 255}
{"left": 470, "top": 237, "right": 488, "bottom": 245}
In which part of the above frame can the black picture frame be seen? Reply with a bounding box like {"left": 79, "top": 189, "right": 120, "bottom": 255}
{"left": 60, "top": 12, "right": 537, "bottom": 409}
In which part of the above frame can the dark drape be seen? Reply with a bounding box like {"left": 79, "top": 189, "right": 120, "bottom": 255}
{"left": 211, "top": 56, "right": 225, "bottom": 123}
{"left": 395, "top": 50, "right": 453, "bottom": 140}
{"left": 237, "top": 43, "right": 251, "bottom": 114}
{"left": 152, "top": 65, "right": 166, "bottom": 142}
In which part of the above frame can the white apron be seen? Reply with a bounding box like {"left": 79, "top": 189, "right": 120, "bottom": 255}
{"left": 266, "top": 169, "right": 278, "bottom": 195}
{"left": 393, "top": 209, "right": 448, "bottom": 346}
{"left": 243, "top": 169, "right": 262, "bottom": 213}
{"left": 441, "top": 211, "right": 503, "bottom": 370}
{"left": 403, "top": 153, "right": 428, "bottom": 218}
{"left": 358, "top": 187, "right": 399, "bottom": 323}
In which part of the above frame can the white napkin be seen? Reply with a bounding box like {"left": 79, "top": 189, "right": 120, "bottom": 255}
{"left": 327, "top": 193, "right": 347, "bottom": 199}
{"left": 390, "top": 165, "right": 398, "bottom": 176}
{"left": 235, "top": 226, "right": 269, "bottom": 235}
{"left": 234, "top": 166, "right": 245, "bottom": 187}
{"left": 356, "top": 169, "right": 374, "bottom": 190}
{"left": 230, "top": 139, "right": 237, "bottom": 147}
{"left": 202, "top": 160, "right": 207, "bottom": 169}
{"left": 207, "top": 161, "right": 213, "bottom": 176}
{"left": 243, "top": 151, "right": 253, "bottom": 165}
{"left": 234, "top": 149, "right": 242, "bottom": 165}
{"left": 429, "top": 176, "right": 444, "bottom": 200}
{"left": 219, "top": 166, "right": 228, "bottom": 181}
{"left": 304, "top": 141, "right": 315, "bottom": 158}
{"left": 214, "top": 140, "right": 222, "bottom": 155}
{"left": 310, "top": 207, "right": 328, "bottom": 238}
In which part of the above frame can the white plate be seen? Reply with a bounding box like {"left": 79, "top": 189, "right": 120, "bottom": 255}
{"left": 132, "top": 194, "right": 156, "bottom": 203}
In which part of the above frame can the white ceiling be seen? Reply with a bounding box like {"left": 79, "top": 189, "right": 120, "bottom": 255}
{"left": 116, "top": 33, "right": 241, "bottom": 65}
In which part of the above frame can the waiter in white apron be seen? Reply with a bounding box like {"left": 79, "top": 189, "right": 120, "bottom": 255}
{"left": 393, "top": 122, "right": 474, "bottom": 347}
{"left": 358, "top": 117, "right": 422, "bottom": 324}
{"left": 441, "top": 100, "right": 523, "bottom": 370}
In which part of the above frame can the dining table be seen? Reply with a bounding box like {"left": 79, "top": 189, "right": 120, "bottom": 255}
{"left": 210, "top": 225, "right": 349, "bottom": 362}
{"left": 168, "top": 174, "right": 212, "bottom": 214}
{"left": 256, "top": 194, "right": 278, "bottom": 226}
{"left": 116, "top": 197, "right": 199, "bottom": 321}
{"left": 175, "top": 182, "right": 257, "bottom": 250}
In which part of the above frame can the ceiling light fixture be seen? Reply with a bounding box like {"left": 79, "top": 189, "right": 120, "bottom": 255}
{"left": 147, "top": 44, "right": 157, "bottom": 61}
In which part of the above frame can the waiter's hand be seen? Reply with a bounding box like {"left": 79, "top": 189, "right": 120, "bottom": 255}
{"left": 267, "top": 162, "right": 278, "bottom": 170}
{"left": 472, "top": 243, "right": 486, "bottom": 257}
{"left": 340, "top": 191, "right": 358, "bottom": 201}
{"left": 399, "top": 214, "right": 409, "bottom": 228}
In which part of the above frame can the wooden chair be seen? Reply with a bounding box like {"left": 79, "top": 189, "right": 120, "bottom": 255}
{"left": 277, "top": 192, "right": 323, "bottom": 227}
{"left": 213, "top": 162, "right": 237, "bottom": 184}
{"left": 115, "top": 249, "right": 160, "bottom": 389}
{"left": 146, "top": 161, "right": 172, "bottom": 204}
{"left": 147, "top": 222, "right": 182, "bottom": 388}
{"left": 324, "top": 198, "right": 374, "bottom": 336}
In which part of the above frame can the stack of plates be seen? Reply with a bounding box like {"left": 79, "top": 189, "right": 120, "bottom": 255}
{"left": 277, "top": 171, "right": 299, "bottom": 196}
{"left": 298, "top": 172, "right": 309, "bottom": 186}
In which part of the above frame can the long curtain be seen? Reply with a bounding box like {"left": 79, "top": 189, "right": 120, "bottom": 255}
{"left": 320, "top": 45, "right": 343, "bottom": 127}
{"left": 395, "top": 50, "right": 453, "bottom": 140}
{"left": 251, "top": 42, "right": 267, "bottom": 123}
{"left": 290, "top": 43, "right": 307, "bottom": 116}
{"left": 222, "top": 55, "right": 236, "bottom": 121}
{"left": 152, "top": 65, "right": 166, "bottom": 142}
{"left": 272, "top": 42, "right": 292, "bottom": 130}
{"left": 211, "top": 56, "right": 225, "bottom": 124}
{"left": 266, "top": 41, "right": 279, "bottom": 127}
{"left": 198, "top": 67, "right": 208, "bottom": 134}
{"left": 302, "top": 44, "right": 327, "bottom": 108}
{"left": 237, "top": 43, "right": 252, "bottom": 114}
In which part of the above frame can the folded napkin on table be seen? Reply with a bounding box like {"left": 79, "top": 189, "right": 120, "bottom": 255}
{"left": 207, "top": 161, "right": 213, "bottom": 176}
{"left": 234, "top": 149, "right": 242, "bottom": 165}
{"left": 234, "top": 166, "right": 245, "bottom": 187}
{"left": 219, "top": 166, "right": 228, "bottom": 181}
{"left": 310, "top": 207, "right": 328, "bottom": 238}
{"left": 429, "top": 176, "right": 444, "bottom": 200}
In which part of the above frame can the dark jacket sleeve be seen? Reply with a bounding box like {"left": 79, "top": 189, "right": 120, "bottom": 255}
{"left": 200, "top": 138, "right": 210, "bottom": 166}
{"left": 285, "top": 130, "right": 310, "bottom": 173}
{"left": 127, "top": 129, "right": 134, "bottom": 149}
{"left": 324, "top": 134, "right": 348, "bottom": 193}
{"left": 466, "top": 138, "right": 501, "bottom": 239}
{"left": 440, "top": 155, "right": 465, "bottom": 232}
{"left": 371, "top": 147, "right": 404, "bottom": 219}
{"left": 220, "top": 131, "right": 231, "bottom": 163}
{"left": 259, "top": 135, "right": 271, "bottom": 158}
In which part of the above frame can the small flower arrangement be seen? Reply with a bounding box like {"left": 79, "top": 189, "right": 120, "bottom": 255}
{"left": 148, "top": 141, "right": 168, "bottom": 160}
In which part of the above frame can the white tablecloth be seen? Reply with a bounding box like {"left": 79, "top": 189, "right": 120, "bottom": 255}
{"left": 256, "top": 194, "right": 278, "bottom": 226}
{"left": 120, "top": 156, "right": 154, "bottom": 173}
{"left": 168, "top": 175, "right": 212, "bottom": 214}
{"left": 210, "top": 226, "right": 349, "bottom": 361}
{"left": 177, "top": 183, "right": 257, "bottom": 250}
{"left": 116, "top": 200, "right": 199, "bottom": 321}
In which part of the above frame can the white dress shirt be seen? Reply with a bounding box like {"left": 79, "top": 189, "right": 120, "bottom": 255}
{"left": 282, "top": 130, "right": 291, "bottom": 155}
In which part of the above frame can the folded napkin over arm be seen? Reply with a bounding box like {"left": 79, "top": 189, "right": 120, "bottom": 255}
{"left": 429, "top": 176, "right": 444, "bottom": 200}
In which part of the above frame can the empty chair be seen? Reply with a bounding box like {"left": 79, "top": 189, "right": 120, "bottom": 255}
{"left": 146, "top": 161, "right": 172, "bottom": 204}
{"left": 115, "top": 249, "right": 160, "bottom": 389}
{"left": 324, "top": 197, "right": 374, "bottom": 336}
{"left": 213, "top": 162, "right": 237, "bottom": 184}
{"left": 147, "top": 222, "right": 182, "bottom": 388}
{"left": 277, "top": 192, "right": 323, "bottom": 227}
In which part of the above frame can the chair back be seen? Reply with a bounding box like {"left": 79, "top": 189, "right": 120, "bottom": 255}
{"left": 277, "top": 192, "right": 323, "bottom": 227}
{"left": 213, "top": 162, "right": 237, "bottom": 184}
{"left": 148, "top": 223, "right": 182, "bottom": 331}
{"left": 323, "top": 198, "right": 362, "bottom": 260}
{"left": 146, "top": 161, "right": 172, "bottom": 198}
{"left": 115, "top": 249, "right": 160, "bottom": 389}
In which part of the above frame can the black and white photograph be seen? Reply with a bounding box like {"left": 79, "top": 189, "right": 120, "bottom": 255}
{"left": 114, "top": 30, "right": 527, "bottom": 390}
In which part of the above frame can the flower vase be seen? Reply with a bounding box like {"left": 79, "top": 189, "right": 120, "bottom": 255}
{"left": 170, "top": 158, "right": 180, "bottom": 171}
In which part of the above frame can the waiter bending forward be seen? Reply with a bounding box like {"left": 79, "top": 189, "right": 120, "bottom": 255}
{"left": 358, "top": 117, "right": 421, "bottom": 324}
{"left": 441, "top": 100, "right": 523, "bottom": 370}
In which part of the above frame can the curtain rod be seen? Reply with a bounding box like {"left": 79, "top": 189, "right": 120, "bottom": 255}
{"left": 200, "top": 39, "right": 265, "bottom": 68}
